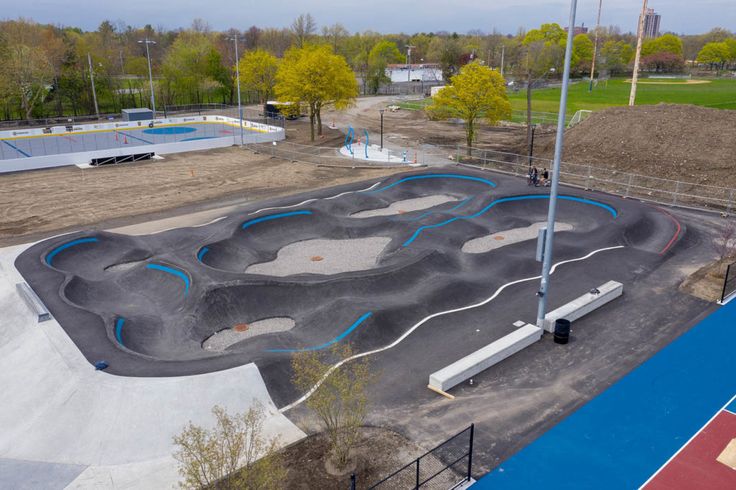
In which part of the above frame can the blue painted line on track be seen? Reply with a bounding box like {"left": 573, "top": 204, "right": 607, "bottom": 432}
{"left": 402, "top": 194, "right": 617, "bottom": 247}
{"left": 241, "top": 210, "right": 313, "bottom": 230}
{"left": 46, "top": 237, "right": 99, "bottom": 265}
{"left": 146, "top": 263, "right": 190, "bottom": 295}
{"left": 197, "top": 247, "right": 209, "bottom": 262}
{"left": 370, "top": 174, "right": 497, "bottom": 193}
{"left": 474, "top": 299, "right": 736, "bottom": 490}
{"left": 115, "top": 317, "right": 125, "bottom": 346}
{"left": 2, "top": 139, "right": 31, "bottom": 157}
{"left": 266, "top": 312, "right": 373, "bottom": 353}
{"left": 117, "top": 131, "right": 154, "bottom": 145}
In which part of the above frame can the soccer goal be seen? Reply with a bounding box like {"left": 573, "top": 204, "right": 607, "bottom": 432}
{"left": 568, "top": 110, "right": 592, "bottom": 128}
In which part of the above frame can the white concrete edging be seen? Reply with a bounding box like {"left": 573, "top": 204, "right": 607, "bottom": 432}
{"left": 429, "top": 324, "right": 543, "bottom": 393}
{"left": 543, "top": 280, "right": 623, "bottom": 333}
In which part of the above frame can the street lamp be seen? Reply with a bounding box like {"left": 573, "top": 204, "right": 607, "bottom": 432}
{"left": 228, "top": 35, "right": 244, "bottom": 146}
{"left": 379, "top": 109, "right": 385, "bottom": 151}
{"left": 138, "top": 38, "right": 157, "bottom": 117}
{"left": 536, "top": 0, "right": 579, "bottom": 329}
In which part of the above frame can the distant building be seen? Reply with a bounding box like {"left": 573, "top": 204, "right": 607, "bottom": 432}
{"left": 386, "top": 64, "right": 443, "bottom": 83}
{"left": 643, "top": 8, "right": 661, "bottom": 38}
{"left": 565, "top": 24, "right": 589, "bottom": 36}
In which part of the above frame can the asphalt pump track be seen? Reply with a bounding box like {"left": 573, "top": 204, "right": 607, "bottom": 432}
{"left": 16, "top": 168, "right": 683, "bottom": 407}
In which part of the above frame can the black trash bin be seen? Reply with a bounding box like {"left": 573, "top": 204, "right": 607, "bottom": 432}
{"left": 554, "top": 319, "right": 571, "bottom": 344}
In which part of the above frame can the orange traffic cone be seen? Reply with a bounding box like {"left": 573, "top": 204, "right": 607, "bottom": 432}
{"left": 123, "top": 135, "right": 128, "bottom": 144}
{"left": 414, "top": 152, "right": 417, "bottom": 164}
{"left": 115, "top": 131, "right": 118, "bottom": 141}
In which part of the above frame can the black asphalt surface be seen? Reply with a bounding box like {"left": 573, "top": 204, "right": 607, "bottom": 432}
{"left": 17, "top": 168, "right": 683, "bottom": 410}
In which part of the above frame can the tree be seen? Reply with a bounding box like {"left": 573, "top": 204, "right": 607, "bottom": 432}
{"left": 642, "top": 34, "right": 684, "bottom": 58}
{"left": 697, "top": 42, "right": 731, "bottom": 71}
{"left": 426, "top": 61, "right": 511, "bottom": 155}
{"left": 572, "top": 34, "right": 594, "bottom": 74}
{"left": 162, "top": 32, "right": 225, "bottom": 104}
{"left": 292, "top": 344, "right": 373, "bottom": 471}
{"left": 600, "top": 40, "right": 634, "bottom": 75}
{"left": 366, "top": 40, "right": 402, "bottom": 94}
{"left": 238, "top": 49, "right": 279, "bottom": 105}
{"left": 522, "top": 23, "right": 565, "bottom": 160}
{"left": 642, "top": 51, "right": 685, "bottom": 73}
{"left": 291, "top": 13, "right": 317, "bottom": 48}
{"left": 275, "top": 44, "right": 358, "bottom": 141}
{"left": 173, "top": 403, "right": 285, "bottom": 490}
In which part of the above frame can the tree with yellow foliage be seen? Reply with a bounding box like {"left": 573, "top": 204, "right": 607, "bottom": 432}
{"left": 238, "top": 49, "right": 279, "bottom": 105}
{"left": 427, "top": 62, "right": 511, "bottom": 156}
{"left": 275, "top": 44, "right": 358, "bottom": 141}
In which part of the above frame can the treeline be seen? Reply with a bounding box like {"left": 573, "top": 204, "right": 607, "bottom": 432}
{"left": 0, "top": 14, "right": 734, "bottom": 121}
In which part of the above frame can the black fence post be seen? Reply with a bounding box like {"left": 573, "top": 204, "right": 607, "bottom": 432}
{"left": 350, "top": 473, "right": 356, "bottom": 490}
{"left": 415, "top": 458, "right": 420, "bottom": 489}
{"left": 467, "top": 423, "right": 475, "bottom": 482}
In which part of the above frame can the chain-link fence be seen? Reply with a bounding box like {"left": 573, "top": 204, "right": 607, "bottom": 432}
{"left": 433, "top": 145, "right": 736, "bottom": 213}
{"left": 721, "top": 262, "right": 736, "bottom": 304}
{"left": 355, "top": 424, "right": 474, "bottom": 490}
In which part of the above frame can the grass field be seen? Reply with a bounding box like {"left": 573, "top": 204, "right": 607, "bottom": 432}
{"left": 508, "top": 77, "right": 736, "bottom": 115}
{"left": 398, "top": 77, "right": 736, "bottom": 122}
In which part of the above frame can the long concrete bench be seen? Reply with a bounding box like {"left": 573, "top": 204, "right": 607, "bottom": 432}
{"left": 16, "top": 282, "right": 51, "bottom": 323}
{"left": 429, "top": 324, "right": 543, "bottom": 394}
{"left": 542, "top": 280, "right": 623, "bottom": 332}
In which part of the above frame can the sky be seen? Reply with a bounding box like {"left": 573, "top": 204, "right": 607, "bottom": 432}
{"left": 3, "top": 0, "right": 734, "bottom": 35}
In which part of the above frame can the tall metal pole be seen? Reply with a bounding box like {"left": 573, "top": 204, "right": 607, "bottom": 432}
{"left": 139, "top": 38, "right": 157, "bottom": 116}
{"left": 500, "top": 45, "right": 505, "bottom": 76}
{"left": 536, "top": 0, "right": 578, "bottom": 329}
{"left": 231, "top": 35, "right": 244, "bottom": 146}
{"left": 589, "top": 0, "right": 603, "bottom": 92}
{"left": 87, "top": 53, "right": 100, "bottom": 119}
{"left": 379, "top": 109, "right": 384, "bottom": 150}
{"left": 629, "top": 0, "right": 648, "bottom": 106}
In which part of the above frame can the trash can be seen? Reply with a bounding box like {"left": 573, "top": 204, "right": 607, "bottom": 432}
{"left": 554, "top": 319, "right": 571, "bottom": 345}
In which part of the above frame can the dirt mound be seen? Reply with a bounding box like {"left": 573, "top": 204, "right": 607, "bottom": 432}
{"left": 539, "top": 104, "right": 736, "bottom": 187}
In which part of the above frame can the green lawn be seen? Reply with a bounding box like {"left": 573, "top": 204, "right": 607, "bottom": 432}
{"left": 507, "top": 78, "right": 736, "bottom": 116}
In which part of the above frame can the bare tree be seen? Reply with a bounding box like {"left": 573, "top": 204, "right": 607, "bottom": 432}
{"left": 291, "top": 344, "right": 374, "bottom": 471}
{"left": 291, "top": 13, "right": 317, "bottom": 48}
{"left": 713, "top": 220, "right": 736, "bottom": 261}
{"left": 173, "top": 403, "right": 285, "bottom": 490}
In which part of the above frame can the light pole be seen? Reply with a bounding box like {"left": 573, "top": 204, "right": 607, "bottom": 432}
{"left": 379, "top": 109, "right": 384, "bottom": 151}
{"left": 87, "top": 53, "right": 99, "bottom": 119}
{"left": 406, "top": 45, "right": 416, "bottom": 83}
{"left": 138, "top": 38, "right": 157, "bottom": 117}
{"left": 229, "top": 35, "right": 244, "bottom": 146}
{"left": 536, "top": 0, "right": 578, "bottom": 329}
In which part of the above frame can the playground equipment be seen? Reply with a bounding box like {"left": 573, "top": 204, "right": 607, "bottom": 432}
{"left": 344, "top": 126, "right": 355, "bottom": 155}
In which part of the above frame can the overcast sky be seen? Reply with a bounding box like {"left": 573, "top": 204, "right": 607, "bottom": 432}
{"left": 4, "top": 0, "right": 734, "bottom": 35}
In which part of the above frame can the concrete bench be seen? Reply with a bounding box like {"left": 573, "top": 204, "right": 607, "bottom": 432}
{"left": 429, "top": 324, "right": 543, "bottom": 394}
{"left": 16, "top": 282, "right": 51, "bottom": 323}
{"left": 543, "top": 280, "right": 623, "bottom": 333}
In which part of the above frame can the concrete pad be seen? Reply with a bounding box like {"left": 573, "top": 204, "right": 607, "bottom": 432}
{"left": 0, "top": 243, "right": 305, "bottom": 488}
{"left": 462, "top": 222, "right": 573, "bottom": 254}
{"left": 0, "top": 458, "right": 86, "bottom": 490}
{"left": 717, "top": 438, "right": 736, "bottom": 470}
{"left": 350, "top": 195, "right": 458, "bottom": 218}
{"left": 429, "top": 324, "right": 543, "bottom": 392}
{"left": 246, "top": 237, "right": 391, "bottom": 276}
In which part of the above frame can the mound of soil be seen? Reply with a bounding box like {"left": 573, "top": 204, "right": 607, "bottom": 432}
{"left": 538, "top": 104, "right": 736, "bottom": 187}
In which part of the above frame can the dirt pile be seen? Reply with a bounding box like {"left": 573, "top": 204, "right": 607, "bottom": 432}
{"left": 539, "top": 104, "right": 736, "bottom": 187}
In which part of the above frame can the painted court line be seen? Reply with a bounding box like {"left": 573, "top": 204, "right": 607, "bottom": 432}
{"left": 1, "top": 139, "right": 31, "bottom": 157}
{"left": 640, "top": 393, "right": 736, "bottom": 488}
{"left": 279, "top": 245, "right": 624, "bottom": 413}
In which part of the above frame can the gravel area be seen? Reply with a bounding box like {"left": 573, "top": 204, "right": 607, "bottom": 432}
{"left": 350, "top": 195, "right": 458, "bottom": 218}
{"left": 202, "top": 317, "right": 295, "bottom": 351}
{"left": 245, "top": 237, "right": 392, "bottom": 276}
{"left": 462, "top": 222, "right": 573, "bottom": 254}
